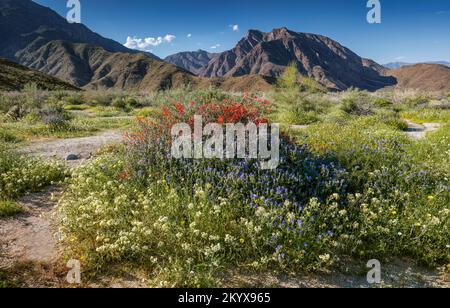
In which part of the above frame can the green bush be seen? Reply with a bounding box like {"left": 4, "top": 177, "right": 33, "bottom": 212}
{"left": 64, "top": 104, "right": 91, "bottom": 111}
{"left": 134, "top": 107, "right": 159, "bottom": 118}
{"left": 125, "top": 97, "right": 141, "bottom": 108}
{"left": 340, "top": 90, "right": 373, "bottom": 116}
{"left": 405, "top": 95, "right": 430, "bottom": 108}
{"left": 0, "top": 127, "right": 21, "bottom": 144}
{"left": 63, "top": 92, "right": 85, "bottom": 105}
{"left": 0, "top": 200, "right": 24, "bottom": 218}
{"left": 84, "top": 91, "right": 116, "bottom": 106}
{"left": 112, "top": 97, "right": 127, "bottom": 110}
{"left": 277, "top": 63, "right": 300, "bottom": 90}
{"left": 373, "top": 98, "right": 393, "bottom": 108}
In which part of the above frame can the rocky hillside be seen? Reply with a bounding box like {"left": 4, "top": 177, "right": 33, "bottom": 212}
{"left": 165, "top": 50, "right": 218, "bottom": 75}
{"left": 195, "top": 28, "right": 395, "bottom": 91}
{"left": 17, "top": 40, "right": 196, "bottom": 90}
{"left": 388, "top": 64, "right": 450, "bottom": 92}
{"left": 0, "top": 57, "right": 78, "bottom": 91}
{"left": 0, "top": 0, "right": 140, "bottom": 59}
{"left": 0, "top": 0, "right": 200, "bottom": 91}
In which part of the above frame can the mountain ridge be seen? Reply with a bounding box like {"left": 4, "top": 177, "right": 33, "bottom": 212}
{"left": 387, "top": 63, "right": 450, "bottom": 92}
{"left": 164, "top": 50, "right": 219, "bottom": 75}
{"left": 0, "top": 0, "right": 197, "bottom": 91}
{"left": 384, "top": 61, "right": 450, "bottom": 69}
{"left": 168, "top": 28, "right": 396, "bottom": 91}
{"left": 0, "top": 57, "right": 79, "bottom": 91}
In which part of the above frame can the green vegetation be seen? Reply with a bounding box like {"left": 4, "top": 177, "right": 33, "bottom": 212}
{"left": 0, "top": 148, "right": 67, "bottom": 200}
{"left": 0, "top": 200, "right": 24, "bottom": 218}
{"left": 1, "top": 83, "right": 448, "bottom": 287}
{"left": 0, "top": 59, "right": 78, "bottom": 92}
{"left": 52, "top": 85, "right": 449, "bottom": 287}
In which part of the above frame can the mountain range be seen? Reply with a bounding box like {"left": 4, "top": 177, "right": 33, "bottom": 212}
{"left": 166, "top": 28, "right": 396, "bottom": 91}
{"left": 0, "top": 0, "right": 194, "bottom": 90}
{"left": 387, "top": 63, "right": 450, "bottom": 92}
{"left": 165, "top": 50, "right": 219, "bottom": 76}
{"left": 0, "top": 0, "right": 449, "bottom": 93}
{"left": 384, "top": 61, "right": 450, "bottom": 69}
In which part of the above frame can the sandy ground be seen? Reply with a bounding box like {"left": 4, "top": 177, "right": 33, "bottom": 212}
{"left": 226, "top": 261, "right": 449, "bottom": 288}
{"left": 19, "top": 130, "right": 124, "bottom": 166}
{"left": 0, "top": 187, "right": 61, "bottom": 267}
{"left": 404, "top": 121, "right": 441, "bottom": 140}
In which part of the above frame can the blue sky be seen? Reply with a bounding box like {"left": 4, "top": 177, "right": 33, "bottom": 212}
{"left": 34, "top": 0, "right": 450, "bottom": 63}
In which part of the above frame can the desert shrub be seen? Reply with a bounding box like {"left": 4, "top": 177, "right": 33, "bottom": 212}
{"left": 0, "top": 93, "right": 15, "bottom": 113}
{"left": 63, "top": 92, "right": 85, "bottom": 105}
{"left": 400, "top": 109, "right": 450, "bottom": 123}
{"left": 111, "top": 97, "right": 127, "bottom": 110}
{"left": 273, "top": 90, "right": 332, "bottom": 125}
{"left": 0, "top": 200, "right": 24, "bottom": 218}
{"left": 0, "top": 93, "right": 29, "bottom": 119}
{"left": 373, "top": 110, "right": 408, "bottom": 131}
{"left": 22, "top": 83, "right": 46, "bottom": 107}
{"left": 429, "top": 99, "right": 450, "bottom": 110}
{"left": 0, "top": 127, "right": 21, "bottom": 144}
{"left": 404, "top": 95, "right": 430, "bottom": 108}
{"left": 0, "top": 149, "right": 67, "bottom": 200}
{"left": 90, "top": 106, "right": 128, "bottom": 117}
{"left": 64, "top": 104, "right": 91, "bottom": 111}
{"left": 340, "top": 90, "right": 373, "bottom": 116}
{"left": 156, "top": 87, "right": 232, "bottom": 107}
{"left": 373, "top": 98, "right": 393, "bottom": 108}
{"left": 5, "top": 105, "right": 28, "bottom": 120}
{"left": 299, "top": 76, "right": 327, "bottom": 94}
{"left": 83, "top": 91, "right": 117, "bottom": 106}
{"left": 134, "top": 107, "right": 159, "bottom": 118}
{"left": 125, "top": 96, "right": 141, "bottom": 108}
{"left": 38, "top": 102, "right": 72, "bottom": 130}
{"left": 277, "top": 63, "right": 299, "bottom": 90}
{"left": 410, "top": 123, "right": 450, "bottom": 172}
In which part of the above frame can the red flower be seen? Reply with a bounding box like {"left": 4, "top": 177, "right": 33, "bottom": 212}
{"left": 175, "top": 102, "right": 185, "bottom": 115}
{"left": 162, "top": 106, "right": 170, "bottom": 117}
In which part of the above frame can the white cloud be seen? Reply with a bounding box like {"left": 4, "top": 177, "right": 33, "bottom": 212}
{"left": 187, "top": 33, "right": 192, "bottom": 38}
{"left": 395, "top": 56, "right": 406, "bottom": 61}
{"left": 164, "top": 34, "right": 176, "bottom": 43}
{"left": 124, "top": 34, "right": 176, "bottom": 51}
{"left": 210, "top": 44, "right": 221, "bottom": 49}
{"left": 230, "top": 24, "right": 239, "bottom": 31}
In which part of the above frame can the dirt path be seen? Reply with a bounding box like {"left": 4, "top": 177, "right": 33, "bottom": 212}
{"left": 227, "top": 260, "right": 449, "bottom": 288}
{"left": 1, "top": 130, "right": 126, "bottom": 286}
{"left": 20, "top": 130, "right": 124, "bottom": 166}
{"left": 0, "top": 187, "right": 61, "bottom": 267}
{"left": 404, "top": 120, "right": 441, "bottom": 140}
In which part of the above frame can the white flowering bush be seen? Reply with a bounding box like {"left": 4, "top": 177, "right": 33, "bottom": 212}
{"left": 0, "top": 149, "right": 67, "bottom": 200}
{"left": 58, "top": 150, "right": 348, "bottom": 286}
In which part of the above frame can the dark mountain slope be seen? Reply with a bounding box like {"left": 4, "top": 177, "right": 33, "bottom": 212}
{"left": 0, "top": 57, "right": 78, "bottom": 91}
{"left": 165, "top": 50, "right": 219, "bottom": 75}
